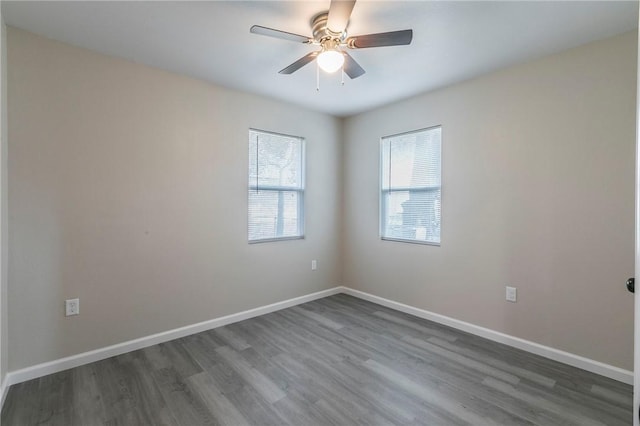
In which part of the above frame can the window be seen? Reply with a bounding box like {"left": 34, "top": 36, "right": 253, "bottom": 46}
{"left": 248, "top": 129, "right": 304, "bottom": 242}
{"left": 381, "top": 126, "right": 441, "bottom": 245}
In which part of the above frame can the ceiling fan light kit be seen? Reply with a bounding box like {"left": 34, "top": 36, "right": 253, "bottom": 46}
{"left": 250, "top": 0, "right": 413, "bottom": 89}
{"left": 317, "top": 43, "right": 344, "bottom": 73}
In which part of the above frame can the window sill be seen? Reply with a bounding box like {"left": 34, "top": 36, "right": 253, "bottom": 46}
{"left": 381, "top": 237, "right": 440, "bottom": 247}
{"left": 249, "top": 236, "right": 305, "bottom": 244}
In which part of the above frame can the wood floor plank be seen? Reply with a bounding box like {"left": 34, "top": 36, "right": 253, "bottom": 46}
{"left": 375, "top": 342, "right": 569, "bottom": 425}
{"left": 331, "top": 359, "right": 451, "bottom": 425}
{"left": 509, "top": 377, "right": 631, "bottom": 426}
{"left": 590, "top": 383, "right": 634, "bottom": 407}
{"left": 2, "top": 380, "right": 47, "bottom": 425}
{"left": 363, "top": 358, "right": 504, "bottom": 426}
{"left": 212, "top": 326, "right": 252, "bottom": 351}
{"left": 290, "top": 305, "right": 345, "bottom": 330}
{"left": 272, "top": 352, "right": 396, "bottom": 425}
{"left": 271, "top": 394, "right": 337, "bottom": 426}
{"left": 187, "top": 372, "right": 249, "bottom": 426}
{"left": 215, "top": 346, "right": 286, "bottom": 404}
{"left": 231, "top": 321, "right": 285, "bottom": 359}
{"left": 222, "top": 384, "right": 290, "bottom": 426}
{"left": 427, "top": 336, "right": 557, "bottom": 388}
{"left": 373, "top": 310, "right": 460, "bottom": 342}
{"left": 92, "top": 357, "right": 157, "bottom": 425}
{"left": 150, "top": 366, "right": 216, "bottom": 426}
{"left": 19, "top": 370, "right": 74, "bottom": 426}
{"left": 122, "top": 350, "right": 178, "bottom": 426}
{"left": 71, "top": 364, "right": 108, "bottom": 426}
{"left": 2, "top": 294, "right": 632, "bottom": 426}
{"left": 93, "top": 351, "right": 179, "bottom": 426}
{"left": 483, "top": 376, "right": 607, "bottom": 426}
{"left": 277, "top": 308, "right": 381, "bottom": 362}
{"left": 302, "top": 356, "right": 413, "bottom": 425}
{"left": 402, "top": 334, "right": 521, "bottom": 384}
{"left": 180, "top": 333, "right": 224, "bottom": 372}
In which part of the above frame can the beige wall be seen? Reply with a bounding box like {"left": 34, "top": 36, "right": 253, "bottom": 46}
{"left": 343, "top": 31, "right": 637, "bottom": 370}
{"left": 7, "top": 27, "right": 342, "bottom": 371}
{"left": 5, "top": 26, "right": 637, "bottom": 374}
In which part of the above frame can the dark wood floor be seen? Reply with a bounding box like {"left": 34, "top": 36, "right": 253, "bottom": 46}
{"left": 1, "top": 294, "right": 633, "bottom": 425}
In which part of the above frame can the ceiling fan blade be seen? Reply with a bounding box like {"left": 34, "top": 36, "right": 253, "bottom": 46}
{"left": 343, "top": 52, "right": 365, "bottom": 79}
{"left": 279, "top": 51, "right": 320, "bottom": 74}
{"left": 250, "top": 25, "right": 311, "bottom": 44}
{"left": 327, "top": 0, "right": 357, "bottom": 33}
{"left": 347, "top": 29, "right": 413, "bottom": 49}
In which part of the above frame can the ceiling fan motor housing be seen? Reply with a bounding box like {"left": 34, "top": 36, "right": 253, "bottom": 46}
{"left": 311, "top": 12, "right": 346, "bottom": 43}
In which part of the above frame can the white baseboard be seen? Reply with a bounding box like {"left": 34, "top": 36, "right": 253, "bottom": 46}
{"left": 2, "top": 284, "right": 632, "bottom": 402}
{"left": 341, "top": 287, "right": 633, "bottom": 385}
{"left": 4, "top": 286, "right": 342, "bottom": 388}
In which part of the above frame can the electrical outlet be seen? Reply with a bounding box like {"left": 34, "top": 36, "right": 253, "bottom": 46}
{"left": 65, "top": 298, "right": 79, "bottom": 316}
{"left": 311, "top": 260, "right": 317, "bottom": 271}
{"left": 506, "top": 286, "right": 517, "bottom": 302}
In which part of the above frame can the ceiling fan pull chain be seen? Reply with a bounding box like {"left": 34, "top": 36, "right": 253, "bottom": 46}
{"left": 316, "top": 61, "right": 320, "bottom": 92}
{"left": 341, "top": 65, "right": 345, "bottom": 86}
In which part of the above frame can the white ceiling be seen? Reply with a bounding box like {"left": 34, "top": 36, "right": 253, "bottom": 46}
{"left": 3, "top": 1, "right": 638, "bottom": 117}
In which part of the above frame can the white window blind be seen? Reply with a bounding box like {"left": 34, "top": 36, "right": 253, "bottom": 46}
{"left": 381, "top": 126, "right": 441, "bottom": 245}
{"left": 248, "top": 129, "right": 304, "bottom": 243}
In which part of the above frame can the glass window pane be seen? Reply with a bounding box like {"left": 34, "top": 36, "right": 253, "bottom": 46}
{"left": 381, "top": 126, "right": 441, "bottom": 244}
{"left": 383, "top": 190, "right": 441, "bottom": 243}
{"left": 249, "top": 130, "right": 302, "bottom": 189}
{"left": 249, "top": 190, "right": 301, "bottom": 241}
{"left": 248, "top": 129, "right": 304, "bottom": 242}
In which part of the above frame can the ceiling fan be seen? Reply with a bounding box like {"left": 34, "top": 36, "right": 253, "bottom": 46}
{"left": 250, "top": 0, "right": 413, "bottom": 79}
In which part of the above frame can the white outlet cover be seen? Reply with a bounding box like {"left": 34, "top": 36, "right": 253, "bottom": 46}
{"left": 65, "top": 298, "right": 79, "bottom": 316}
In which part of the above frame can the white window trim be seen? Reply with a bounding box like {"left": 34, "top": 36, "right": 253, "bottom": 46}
{"left": 248, "top": 128, "right": 306, "bottom": 244}
{"left": 379, "top": 125, "right": 442, "bottom": 246}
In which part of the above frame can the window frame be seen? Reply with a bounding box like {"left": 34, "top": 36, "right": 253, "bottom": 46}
{"left": 379, "top": 125, "right": 442, "bottom": 246}
{"left": 248, "top": 128, "right": 306, "bottom": 244}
